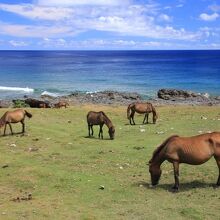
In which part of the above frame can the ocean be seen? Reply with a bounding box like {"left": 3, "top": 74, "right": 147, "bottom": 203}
{"left": 0, "top": 50, "right": 219, "bottom": 99}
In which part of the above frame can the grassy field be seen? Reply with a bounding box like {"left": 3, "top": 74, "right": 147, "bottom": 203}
{"left": 0, "top": 105, "right": 219, "bottom": 220}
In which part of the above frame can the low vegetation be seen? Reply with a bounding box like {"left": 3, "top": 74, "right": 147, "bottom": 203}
{"left": 0, "top": 105, "right": 219, "bottom": 220}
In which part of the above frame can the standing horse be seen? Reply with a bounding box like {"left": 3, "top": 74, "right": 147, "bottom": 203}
{"left": 87, "top": 111, "right": 115, "bottom": 140}
{"left": 127, "top": 102, "right": 158, "bottom": 125}
{"left": 0, "top": 109, "right": 32, "bottom": 135}
{"left": 148, "top": 132, "right": 220, "bottom": 191}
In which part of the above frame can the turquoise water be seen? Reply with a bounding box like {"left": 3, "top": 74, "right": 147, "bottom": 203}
{"left": 0, "top": 50, "right": 219, "bottom": 99}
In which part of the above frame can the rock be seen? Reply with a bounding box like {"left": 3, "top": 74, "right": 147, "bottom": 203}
{"left": 158, "top": 89, "right": 199, "bottom": 100}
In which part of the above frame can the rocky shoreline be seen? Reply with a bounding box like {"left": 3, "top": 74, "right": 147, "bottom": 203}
{"left": 0, "top": 89, "right": 220, "bottom": 108}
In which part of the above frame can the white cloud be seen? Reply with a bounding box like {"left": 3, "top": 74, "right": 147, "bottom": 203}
{"left": 199, "top": 12, "right": 219, "bottom": 21}
{"left": 9, "top": 40, "right": 29, "bottom": 47}
{"left": 208, "top": 4, "right": 220, "bottom": 12}
{"left": 0, "top": 22, "right": 81, "bottom": 38}
{"left": 0, "top": 3, "right": 201, "bottom": 41}
{"left": 158, "top": 14, "right": 172, "bottom": 22}
{"left": 37, "top": 0, "right": 128, "bottom": 6}
{"left": 0, "top": 4, "right": 73, "bottom": 21}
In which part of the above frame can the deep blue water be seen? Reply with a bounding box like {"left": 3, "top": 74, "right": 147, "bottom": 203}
{"left": 0, "top": 50, "right": 219, "bottom": 99}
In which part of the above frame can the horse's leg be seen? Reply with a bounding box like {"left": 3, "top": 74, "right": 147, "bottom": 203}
{"left": 143, "top": 113, "right": 147, "bottom": 124}
{"left": 98, "top": 125, "right": 101, "bottom": 139}
{"left": 91, "top": 125, "right": 94, "bottom": 136}
{"left": 8, "top": 123, "right": 13, "bottom": 135}
{"left": 21, "top": 120, "right": 25, "bottom": 133}
{"left": 99, "top": 124, "right": 104, "bottom": 139}
{"left": 4, "top": 124, "right": 7, "bottom": 136}
{"left": 172, "top": 161, "right": 180, "bottom": 191}
{"left": 130, "top": 112, "right": 135, "bottom": 125}
{"left": 146, "top": 113, "right": 149, "bottom": 123}
{"left": 88, "top": 125, "right": 90, "bottom": 136}
{"left": 214, "top": 156, "right": 220, "bottom": 186}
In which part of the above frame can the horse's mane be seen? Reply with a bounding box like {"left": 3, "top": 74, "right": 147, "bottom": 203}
{"left": 149, "top": 135, "right": 179, "bottom": 163}
{"left": 100, "top": 111, "right": 112, "bottom": 125}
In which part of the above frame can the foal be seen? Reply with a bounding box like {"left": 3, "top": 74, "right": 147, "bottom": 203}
{"left": 87, "top": 111, "right": 115, "bottom": 140}
{"left": 0, "top": 109, "right": 32, "bottom": 135}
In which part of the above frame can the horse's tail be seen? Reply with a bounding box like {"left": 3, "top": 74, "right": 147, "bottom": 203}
{"left": 149, "top": 135, "right": 179, "bottom": 164}
{"left": 25, "top": 110, "right": 32, "bottom": 118}
{"left": 127, "top": 103, "right": 134, "bottom": 119}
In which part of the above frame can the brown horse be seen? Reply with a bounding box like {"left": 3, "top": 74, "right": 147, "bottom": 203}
{"left": 0, "top": 109, "right": 32, "bottom": 135}
{"left": 54, "top": 101, "right": 69, "bottom": 108}
{"left": 87, "top": 111, "right": 115, "bottom": 140}
{"left": 148, "top": 132, "right": 220, "bottom": 191}
{"left": 127, "top": 102, "right": 158, "bottom": 125}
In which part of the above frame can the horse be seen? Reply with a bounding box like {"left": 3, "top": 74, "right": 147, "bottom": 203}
{"left": 54, "top": 101, "right": 69, "bottom": 108}
{"left": 0, "top": 109, "right": 32, "bottom": 135}
{"left": 127, "top": 102, "right": 158, "bottom": 125}
{"left": 25, "top": 98, "right": 51, "bottom": 108}
{"left": 148, "top": 132, "right": 220, "bottom": 191}
{"left": 87, "top": 111, "right": 115, "bottom": 140}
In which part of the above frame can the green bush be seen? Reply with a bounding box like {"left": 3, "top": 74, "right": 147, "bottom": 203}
{"left": 13, "top": 100, "right": 30, "bottom": 108}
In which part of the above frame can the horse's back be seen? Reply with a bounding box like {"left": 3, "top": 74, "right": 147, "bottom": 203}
{"left": 87, "top": 111, "right": 103, "bottom": 125}
{"left": 134, "top": 102, "right": 153, "bottom": 113}
{"left": 165, "top": 133, "right": 219, "bottom": 164}
{"left": 5, "top": 109, "right": 25, "bottom": 122}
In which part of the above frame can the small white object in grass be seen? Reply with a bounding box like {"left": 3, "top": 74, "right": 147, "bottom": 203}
{"left": 170, "top": 127, "right": 174, "bottom": 130}
{"left": 149, "top": 184, "right": 153, "bottom": 188}
{"left": 201, "top": 116, "right": 207, "bottom": 120}
{"left": 46, "top": 138, "right": 51, "bottom": 140}
{"left": 119, "top": 127, "right": 122, "bottom": 130}
{"left": 99, "top": 185, "right": 104, "bottom": 190}
{"left": 139, "top": 184, "right": 143, "bottom": 187}
{"left": 10, "top": 143, "right": 16, "bottom": 147}
{"left": 156, "top": 131, "right": 164, "bottom": 135}
{"left": 68, "top": 142, "right": 73, "bottom": 145}
{"left": 198, "top": 131, "right": 203, "bottom": 133}
{"left": 119, "top": 166, "right": 123, "bottom": 170}
{"left": 140, "top": 129, "right": 145, "bottom": 132}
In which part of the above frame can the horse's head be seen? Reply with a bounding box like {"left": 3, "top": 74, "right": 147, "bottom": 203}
{"left": 153, "top": 113, "right": 158, "bottom": 124}
{"left": 108, "top": 126, "right": 115, "bottom": 140}
{"left": 148, "top": 161, "right": 161, "bottom": 186}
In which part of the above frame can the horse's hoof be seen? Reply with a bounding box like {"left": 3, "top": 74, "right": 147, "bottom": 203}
{"left": 171, "top": 186, "right": 179, "bottom": 193}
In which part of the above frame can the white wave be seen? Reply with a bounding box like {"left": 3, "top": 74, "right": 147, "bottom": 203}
{"left": 0, "top": 86, "right": 34, "bottom": 93}
{"left": 41, "top": 91, "right": 60, "bottom": 97}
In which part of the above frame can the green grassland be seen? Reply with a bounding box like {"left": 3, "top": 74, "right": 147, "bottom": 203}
{"left": 0, "top": 105, "right": 219, "bottom": 220}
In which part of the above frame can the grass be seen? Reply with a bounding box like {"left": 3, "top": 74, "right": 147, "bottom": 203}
{"left": 0, "top": 105, "right": 219, "bottom": 220}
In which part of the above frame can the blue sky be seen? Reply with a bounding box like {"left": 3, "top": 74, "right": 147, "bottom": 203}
{"left": 0, "top": 0, "right": 219, "bottom": 49}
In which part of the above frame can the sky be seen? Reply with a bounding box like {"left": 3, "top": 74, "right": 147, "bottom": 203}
{"left": 0, "top": 0, "right": 219, "bottom": 50}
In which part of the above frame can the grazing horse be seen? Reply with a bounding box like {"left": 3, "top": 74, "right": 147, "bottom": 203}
{"left": 87, "top": 111, "right": 115, "bottom": 140}
{"left": 127, "top": 102, "right": 158, "bottom": 125}
{"left": 54, "top": 101, "right": 69, "bottom": 108}
{"left": 148, "top": 132, "right": 220, "bottom": 191}
{"left": 0, "top": 109, "right": 32, "bottom": 135}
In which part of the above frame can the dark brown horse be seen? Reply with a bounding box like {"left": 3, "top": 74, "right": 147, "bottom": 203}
{"left": 0, "top": 109, "right": 32, "bottom": 135}
{"left": 25, "top": 98, "right": 51, "bottom": 108}
{"left": 148, "top": 132, "right": 220, "bottom": 191}
{"left": 87, "top": 111, "right": 115, "bottom": 140}
{"left": 127, "top": 102, "right": 158, "bottom": 125}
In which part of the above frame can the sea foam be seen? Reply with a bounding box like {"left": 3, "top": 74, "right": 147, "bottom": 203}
{"left": 41, "top": 91, "right": 60, "bottom": 97}
{"left": 0, "top": 86, "right": 34, "bottom": 93}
